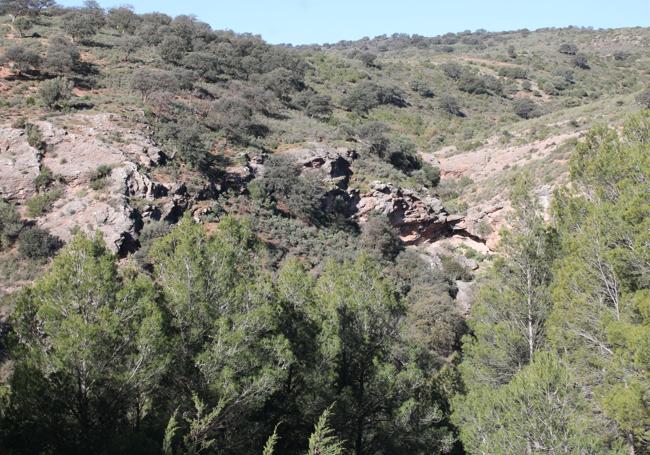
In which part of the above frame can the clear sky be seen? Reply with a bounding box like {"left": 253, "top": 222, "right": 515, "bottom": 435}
{"left": 58, "top": 0, "right": 650, "bottom": 45}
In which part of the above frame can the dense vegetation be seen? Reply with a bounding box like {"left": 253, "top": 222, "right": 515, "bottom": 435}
{"left": 0, "top": 1, "right": 649, "bottom": 454}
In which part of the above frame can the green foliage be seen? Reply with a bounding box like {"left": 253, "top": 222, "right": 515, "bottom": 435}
{"left": 33, "top": 166, "right": 54, "bottom": 191}
{"left": 88, "top": 164, "right": 112, "bottom": 190}
{"left": 44, "top": 35, "right": 80, "bottom": 76}
{"left": 341, "top": 81, "right": 407, "bottom": 114}
{"left": 1, "top": 44, "right": 41, "bottom": 74}
{"left": 513, "top": 98, "right": 541, "bottom": 119}
{"left": 24, "top": 122, "right": 44, "bottom": 149}
{"left": 559, "top": 43, "right": 578, "bottom": 55}
{"left": 0, "top": 199, "right": 23, "bottom": 249}
{"left": 251, "top": 155, "right": 327, "bottom": 223}
{"left": 438, "top": 94, "right": 463, "bottom": 116}
{"left": 5, "top": 233, "right": 168, "bottom": 453}
{"left": 12, "top": 15, "right": 31, "bottom": 37}
{"left": 306, "top": 407, "right": 345, "bottom": 455}
{"left": 25, "top": 188, "right": 62, "bottom": 217}
{"left": 62, "top": 10, "right": 102, "bottom": 42}
{"left": 636, "top": 88, "right": 650, "bottom": 109}
{"left": 39, "top": 77, "right": 74, "bottom": 110}
{"left": 359, "top": 213, "right": 402, "bottom": 260}
{"left": 17, "top": 226, "right": 61, "bottom": 259}
{"left": 453, "top": 352, "right": 619, "bottom": 454}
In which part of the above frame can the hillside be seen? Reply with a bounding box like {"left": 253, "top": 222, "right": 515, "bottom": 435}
{"left": 0, "top": 3, "right": 649, "bottom": 455}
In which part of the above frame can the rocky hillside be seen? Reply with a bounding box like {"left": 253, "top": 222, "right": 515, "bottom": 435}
{"left": 1, "top": 7, "right": 649, "bottom": 300}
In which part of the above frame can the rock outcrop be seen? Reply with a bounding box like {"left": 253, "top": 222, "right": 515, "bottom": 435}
{"left": 352, "top": 182, "right": 462, "bottom": 245}
{"left": 0, "top": 114, "right": 169, "bottom": 255}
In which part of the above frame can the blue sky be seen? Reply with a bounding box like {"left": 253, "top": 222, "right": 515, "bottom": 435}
{"left": 58, "top": 0, "right": 650, "bottom": 44}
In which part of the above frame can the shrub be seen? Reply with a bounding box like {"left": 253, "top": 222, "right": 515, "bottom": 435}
{"left": 513, "top": 98, "right": 541, "bottom": 119}
{"left": 0, "top": 199, "right": 23, "bottom": 249}
{"left": 1, "top": 44, "right": 41, "bottom": 75}
{"left": 88, "top": 164, "right": 112, "bottom": 190}
{"left": 205, "top": 96, "right": 254, "bottom": 143}
{"left": 13, "top": 15, "right": 32, "bottom": 37}
{"left": 558, "top": 43, "right": 578, "bottom": 55}
{"left": 613, "top": 51, "right": 630, "bottom": 61}
{"left": 438, "top": 95, "right": 463, "bottom": 116}
{"left": 498, "top": 66, "right": 528, "bottom": 79}
{"left": 44, "top": 35, "right": 80, "bottom": 75}
{"left": 357, "top": 121, "right": 390, "bottom": 157}
{"left": 359, "top": 213, "right": 402, "bottom": 260}
{"left": 107, "top": 6, "right": 140, "bottom": 34}
{"left": 25, "top": 123, "right": 44, "bottom": 149}
{"left": 411, "top": 162, "right": 441, "bottom": 188}
{"left": 441, "top": 62, "right": 463, "bottom": 80}
{"left": 39, "top": 77, "right": 73, "bottom": 110}
{"left": 388, "top": 136, "right": 422, "bottom": 173}
{"left": 116, "top": 34, "right": 143, "bottom": 61}
{"left": 130, "top": 68, "right": 181, "bottom": 101}
{"left": 251, "top": 155, "right": 326, "bottom": 223}
{"left": 26, "top": 188, "right": 62, "bottom": 217}
{"left": 458, "top": 73, "right": 502, "bottom": 96}
{"left": 158, "top": 35, "right": 188, "bottom": 64}
{"left": 341, "top": 81, "right": 406, "bottom": 114}
{"left": 62, "top": 10, "right": 101, "bottom": 42}
{"left": 359, "top": 52, "right": 378, "bottom": 67}
{"left": 18, "top": 226, "right": 62, "bottom": 259}
{"left": 295, "top": 91, "right": 333, "bottom": 119}
{"left": 410, "top": 79, "right": 434, "bottom": 97}
{"left": 34, "top": 166, "right": 54, "bottom": 192}
{"left": 572, "top": 53, "right": 590, "bottom": 69}
{"left": 635, "top": 88, "right": 650, "bottom": 109}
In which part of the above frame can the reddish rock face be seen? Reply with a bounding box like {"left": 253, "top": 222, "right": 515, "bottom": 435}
{"left": 352, "top": 182, "right": 463, "bottom": 245}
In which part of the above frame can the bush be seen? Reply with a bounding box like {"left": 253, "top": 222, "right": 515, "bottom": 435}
{"left": 62, "top": 10, "right": 101, "bottom": 42}
{"left": 18, "top": 226, "right": 62, "bottom": 259}
{"left": 130, "top": 68, "right": 181, "bottom": 101}
{"left": 341, "top": 81, "right": 406, "bottom": 114}
{"left": 438, "top": 95, "right": 463, "bottom": 116}
{"left": 34, "top": 166, "right": 54, "bottom": 191}
{"left": 205, "top": 95, "right": 254, "bottom": 143}
{"left": 158, "top": 35, "right": 188, "bottom": 64}
{"left": 1, "top": 44, "right": 41, "bottom": 75}
{"left": 636, "top": 88, "right": 650, "bottom": 109}
{"left": 88, "top": 164, "right": 112, "bottom": 190}
{"left": 572, "top": 53, "right": 589, "bottom": 69}
{"left": 44, "top": 35, "right": 80, "bottom": 75}
{"left": 441, "top": 62, "right": 463, "bottom": 80}
{"left": 25, "top": 123, "right": 44, "bottom": 149}
{"left": 558, "top": 43, "right": 578, "bottom": 55}
{"left": 357, "top": 121, "right": 390, "bottom": 157}
{"left": 39, "top": 77, "right": 73, "bottom": 110}
{"left": 295, "top": 91, "right": 333, "bottom": 119}
{"left": 26, "top": 188, "right": 62, "bottom": 217}
{"left": 251, "top": 155, "right": 326, "bottom": 223}
{"left": 410, "top": 79, "right": 434, "bottom": 97}
{"left": 388, "top": 136, "right": 422, "bottom": 173}
{"left": 359, "top": 52, "right": 378, "bottom": 67}
{"left": 460, "top": 73, "right": 502, "bottom": 95}
{"left": 13, "top": 15, "right": 32, "bottom": 37}
{"left": 411, "top": 162, "right": 441, "bottom": 188}
{"left": 359, "top": 213, "right": 402, "bottom": 260}
{"left": 498, "top": 66, "right": 528, "bottom": 79}
{"left": 107, "top": 6, "right": 140, "bottom": 34}
{"left": 513, "top": 98, "right": 541, "bottom": 119}
{"left": 0, "top": 199, "right": 23, "bottom": 249}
